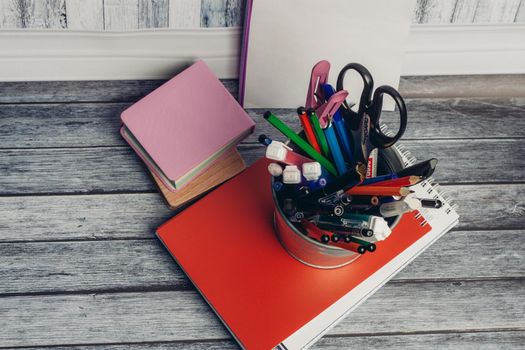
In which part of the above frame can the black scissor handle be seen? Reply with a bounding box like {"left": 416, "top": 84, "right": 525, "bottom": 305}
{"left": 367, "top": 85, "right": 407, "bottom": 149}
{"left": 336, "top": 63, "right": 374, "bottom": 129}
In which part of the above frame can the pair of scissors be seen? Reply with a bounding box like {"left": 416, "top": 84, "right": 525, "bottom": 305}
{"left": 335, "top": 63, "right": 407, "bottom": 170}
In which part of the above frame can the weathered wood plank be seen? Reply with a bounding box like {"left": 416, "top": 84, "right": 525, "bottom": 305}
{"left": 0, "top": 184, "right": 522, "bottom": 242}
{"left": 9, "top": 0, "right": 67, "bottom": 28}
{"left": 0, "top": 139, "right": 522, "bottom": 195}
{"left": 0, "top": 79, "right": 240, "bottom": 103}
{"left": 0, "top": 0, "right": 19, "bottom": 28}
{"left": 0, "top": 98, "right": 524, "bottom": 150}
{"left": 200, "top": 0, "right": 241, "bottom": 27}
{"left": 65, "top": 0, "right": 104, "bottom": 30}
{"left": 399, "top": 75, "right": 525, "bottom": 98}
{"left": 312, "top": 331, "right": 525, "bottom": 350}
{"left": 1, "top": 229, "right": 522, "bottom": 295}
{"left": 413, "top": 0, "right": 457, "bottom": 24}
{"left": 450, "top": 0, "right": 478, "bottom": 23}
{"left": 7, "top": 331, "right": 525, "bottom": 350}
{"left": 1, "top": 77, "right": 524, "bottom": 104}
{"left": 104, "top": 0, "right": 139, "bottom": 31}
{"left": 516, "top": 1, "right": 525, "bottom": 23}
{"left": 138, "top": 0, "right": 168, "bottom": 28}
{"left": 168, "top": 0, "right": 201, "bottom": 28}
{"left": 473, "top": 0, "right": 522, "bottom": 23}
{"left": 0, "top": 280, "right": 522, "bottom": 347}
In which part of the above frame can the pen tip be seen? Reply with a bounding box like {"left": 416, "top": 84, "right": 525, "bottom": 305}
{"left": 306, "top": 108, "right": 315, "bottom": 116}
{"left": 263, "top": 111, "right": 272, "bottom": 119}
{"left": 297, "top": 106, "right": 305, "bottom": 115}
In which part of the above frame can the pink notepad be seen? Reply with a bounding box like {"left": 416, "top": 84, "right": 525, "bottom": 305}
{"left": 121, "top": 60, "right": 255, "bottom": 190}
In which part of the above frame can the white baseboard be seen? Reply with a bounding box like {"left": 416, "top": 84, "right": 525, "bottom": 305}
{"left": 0, "top": 24, "right": 523, "bottom": 81}
{"left": 0, "top": 28, "right": 241, "bottom": 81}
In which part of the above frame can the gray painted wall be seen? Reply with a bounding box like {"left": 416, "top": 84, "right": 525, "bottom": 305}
{"left": 0, "top": 0, "right": 523, "bottom": 30}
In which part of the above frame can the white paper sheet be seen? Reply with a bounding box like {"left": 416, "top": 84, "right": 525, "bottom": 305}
{"left": 241, "top": 0, "right": 416, "bottom": 110}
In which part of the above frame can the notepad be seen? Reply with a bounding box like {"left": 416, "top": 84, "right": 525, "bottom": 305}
{"left": 121, "top": 60, "right": 255, "bottom": 191}
{"left": 157, "top": 154, "right": 459, "bottom": 349}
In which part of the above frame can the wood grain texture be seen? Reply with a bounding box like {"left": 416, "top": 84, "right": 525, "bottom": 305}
{"left": 1, "top": 229, "right": 523, "bottom": 295}
{"left": 0, "top": 280, "right": 523, "bottom": 347}
{"left": 0, "top": 98, "right": 524, "bottom": 149}
{"left": 399, "top": 75, "right": 525, "bottom": 98}
{"left": 0, "top": 0, "right": 19, "bottom": 28}
{"left": 413, "top": 0, "right": 457, "bottom": 23}
{"left": 473, "top": 0, "right": 522, "bottom": 23}
{"left": 2, "top": 77, "right": 525, "bottom": 104}
{"left": 200, "top": 0, "right": 241, "bottom": 27}
{"left": 168, "top": 0, "right": 201, "bottom": 28}
{"left": 104, "top": 0, "right": 139, "bottom": 30}
{"left": 0, "top": 79, "right": 238, "bottom": 103}
{"left": 0, "top": 139, "right": 522, "bottom": 195}
{"left": 6, "top": 0, "right": 67, "bottom": 28}
{"left": 516, "top": 0, "right": 525, "bottom": 22}
{"left": 138, "top": 0, "right": 168, "bottom": 28}
{"left": 414, "top": 0, "right": 524, "bottom": 24}
{"left": 64, "top": 0, "right": 104, "bottom": 30}
{"left": 1, "top": 184, "right": 522, "bottom": 242}
{"left": 7, "top": 331, "right": 525, "bottom": 350}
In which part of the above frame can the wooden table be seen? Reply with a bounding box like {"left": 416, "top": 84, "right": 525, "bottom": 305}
{"left": 1, "top": 79, "right": 524, "bottom": 349}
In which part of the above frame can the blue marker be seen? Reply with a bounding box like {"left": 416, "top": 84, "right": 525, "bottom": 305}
{"left": 321, "top": 84, "right": 354, "bottom": 164}
{"left": 323, "top": 121, "right": 347, "bottom": 175}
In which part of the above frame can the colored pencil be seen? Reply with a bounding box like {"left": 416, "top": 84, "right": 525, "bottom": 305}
{"left": 368, "top": 175, "right": 422, "bottom": 187}
{"left": 345, "top": 185, "right": 411, "bottom": 197}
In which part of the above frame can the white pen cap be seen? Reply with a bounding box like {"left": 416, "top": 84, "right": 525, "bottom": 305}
{"left": 282, "top": 165, "right": 302, "bottom": 184}
{"left": 302, "top": 162, "right": 322, "bottom": 181}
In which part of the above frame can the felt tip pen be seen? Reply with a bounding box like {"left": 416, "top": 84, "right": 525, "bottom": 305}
{"left": 258, "top": 134, "right": 273, "bottom": 146}
{"left": 379, "top": 196, "right": 422, "bottom": 218}
{"left": 343, "top": 235, "right": 376, "bottom": 252}
{"left": 320, "top": 84, "right": 354, "bottom": 163}
{"left": 297, "top": 107, "right": 322, "bottom": 153}
{"left": 324, "top": 119, "right": 347, "bottom": 175}
{"left": 265, "top": 141, "right": 314, "bottom": 167}
{"left": 264, "top": 111, "right": 338, "bottom": 175}
{"left": 268, "top": 163, "right": 283, "bottom": 177}
{"left": 311, "top": 213, "right": 385, "bottom": 237}
{"left": 301, "top": 163, "right": 366, "bottom": 202}
{"left": 419, "top": 198, "right": 443, "bottom": 208}
{"left": 306, "top": 109, "right": 331, "bottom": 158}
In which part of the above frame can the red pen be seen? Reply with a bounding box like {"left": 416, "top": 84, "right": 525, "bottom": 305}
{"left": 297, "top": 107, "right": 322, "bottom": 153}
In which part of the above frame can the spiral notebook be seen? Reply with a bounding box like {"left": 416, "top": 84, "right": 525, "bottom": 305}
{"left": 157, "top": 147, "right": 459, "bottom": 349}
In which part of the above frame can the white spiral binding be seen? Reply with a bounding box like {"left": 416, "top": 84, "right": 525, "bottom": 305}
{"left": 380, "top": 124, "right": 457, "bottom": 225}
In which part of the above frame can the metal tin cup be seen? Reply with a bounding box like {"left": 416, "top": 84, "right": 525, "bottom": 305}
{"left": 273, "top": 147, "right": 405, "bottom": 269}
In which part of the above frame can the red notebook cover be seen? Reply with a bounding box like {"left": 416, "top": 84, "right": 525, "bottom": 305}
{"left": 157, "top": 159, "right": 432, "bottom": 349}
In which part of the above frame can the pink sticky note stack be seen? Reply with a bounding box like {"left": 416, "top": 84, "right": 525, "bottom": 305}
{"left": 121, "top": 60, "right": 255, "bottom": 191}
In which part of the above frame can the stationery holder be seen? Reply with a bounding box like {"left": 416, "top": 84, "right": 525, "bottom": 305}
{"left": 272, "top": 145, "right": 406, "bottom": 269}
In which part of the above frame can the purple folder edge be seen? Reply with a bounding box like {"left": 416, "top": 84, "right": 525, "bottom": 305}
{"left": 238, "top": 0, "right": 254, "bottom": 106}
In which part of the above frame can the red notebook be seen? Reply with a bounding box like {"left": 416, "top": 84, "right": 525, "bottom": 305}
{"left": 157, "top": 158, "right": 458, "bottom": 349}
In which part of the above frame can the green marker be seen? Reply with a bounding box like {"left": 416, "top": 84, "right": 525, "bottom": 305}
{"left": 344, "top": 236, "right": 376, "bottom": 252}
{"left": 306, "top": 109, "right": 330, "bottom": 158}
{"left": 263, "top": 111, "right": 337, "bottom": 176}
